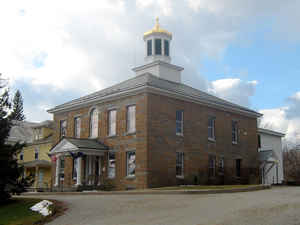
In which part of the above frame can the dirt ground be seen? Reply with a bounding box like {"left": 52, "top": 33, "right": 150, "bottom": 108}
{"left": 30, "top": 186, "right": 300, "bottom": 225}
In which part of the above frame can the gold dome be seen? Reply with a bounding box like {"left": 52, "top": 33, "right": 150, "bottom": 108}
{"left": 143, "top": 17, "right": 172, "bottom": 38}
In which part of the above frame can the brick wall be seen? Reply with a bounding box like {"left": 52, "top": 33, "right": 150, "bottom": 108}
{"left": 52, "top": 94, "right": 149, "bottom": 190}
{"left": 147, "top": 93, "right": 259, "bottom": 187}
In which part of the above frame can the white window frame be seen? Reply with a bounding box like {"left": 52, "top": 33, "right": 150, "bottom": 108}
{"left": 108, "top": 109, "right": 117, "bottom": 136}
{"left": 74, "top": 117, "right": 81, "bottom": 138}
{"left": 34, "top": 148, "right": 39, "bottom": 160}
{"left": 126, "top": 151, "right": 136, "bottom": 177}
{"left": 59, "top": 157, "right": 65, "bottom": 180}
{"left": 208, "top": 117, "right": 216, "bottom": 141}
{"left": 90, "top": 109, "right": 98, "bottom": 138}
{"left": 60, "top": 120, "right": 67, "bottom": 138}
{"left": 108, "top": 152, "right": 116, "bottom": 179}
{"left": 176, "top": 110, "right": 184, "bottom": 136}
{"left": 218, "top": 157, "right": 224, "bottom": 174}
{"left": 232, "top": 121, "right": 238, "bottom": 144}
{"left": 126, "top": 105, "right": 136, "bottom": 134}
{"left": 176, "top": 152, "right": 184, "bottom": 178}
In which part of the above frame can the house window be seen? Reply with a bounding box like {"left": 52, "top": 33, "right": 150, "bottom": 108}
{"left": 74, "top": 117, "right": 81, "bottom": 138}
{"left": 126, "top": 151, "right": 136, "bottom": 177}
{"left": 73, "top": 158, "right": 77, "bottom": 180}
{"left": 258, "top": 134, "right": 261, "bottom": 148}
{"left": 60, "top": 157, "right": 65, "bottom": 179}
{"left": 164, "top": 40, "right": 169, "bottom": 56}
{"left": 147, "top": 39, "right": 152, "bottom": 56}
{"left": 236, "top": 159, "right": 242, "bottom": 177}
{"left": 108, "top": 152, "right": 116, "bottom": 179}
{"left": 34, "top": 148, "right": 39, "bottom": 160}
{"left": 127, "top": 105, "right": 136, "bottom": 133}
{"left": 176, "top": 110, "right": 184, "bottom": 135}
{"left": 176, "top": 152, "right": 184, "bottom": 177}
{"left": 34, "top": 128, "right": 42, "bottom": 140}
{"left": 108, "top": 109, "right": 117, "bottom": 136}
{"left": 208, "top": 117, "right": 215, "bottom": 140}
{"left": 218, "top": 157, "right": 224, "bottom": 174}
{"left": 90, "top": 109, "right": 98, "bottom": 138}
{"left": 232, "top": 121, "right": 238, "bottom": 144}
{"left": 60, "top": 120, "right": 67, "bottom": 138}
{"left": 20, "top": 150, "right": 24, "bottom": 161}
{"left": 155, "top": 39, "right": 162, "bottom": 55}
{"left": 208, "top": 155, "right": 216, "bottom": 177}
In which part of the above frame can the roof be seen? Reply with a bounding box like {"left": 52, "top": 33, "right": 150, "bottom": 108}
{"left": 48, "top": 72, "right": 262, "bottom": 118}
{"left": 21, "top": 160, "right": 51, "bottom": 168}
{"left": 65, "top": 137, "right": 109, "bottom": 150}
{"left": 7, "top": 121, "right": 37, "bottom": 144}
{"left": 49, "top": 137, "right": 109, "bottom": 155}
{"left": 259, "top": 150, "right": 278, "bottom": 163}
{"left": 258, "top": 128, "right": 285, "bottom": 137}
{"left": 31, "top": 120, "right": 54, "bottom": 129}
{"left": 143, "top": 18, "right": 172, "bottom": 39}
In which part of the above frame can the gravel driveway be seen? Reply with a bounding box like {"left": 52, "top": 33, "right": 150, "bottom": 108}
{"left": 34, "top": 187, "right": 300, "bottom": 225}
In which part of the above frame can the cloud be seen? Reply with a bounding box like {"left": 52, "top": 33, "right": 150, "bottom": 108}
{"left": 1, "top": 0, "right": 300, "bottom": 126}
{"left": 259, "top": 91, "right": 300, "bottom": 145}
{"left": 208, "top": 78, "right": 257, "bottom": 107}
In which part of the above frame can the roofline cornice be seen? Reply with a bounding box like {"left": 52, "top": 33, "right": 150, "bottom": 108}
{"left": 48, "top": 84, "right": 262, "bottom": 118}
{"left": 258, "top": 128, "right": 285, "bottom": 137}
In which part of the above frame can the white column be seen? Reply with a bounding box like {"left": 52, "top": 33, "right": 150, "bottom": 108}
{"left": 76, "top": 157, "right": 82, "bottom": 186}
{"left": 55, "top": 156, "right": 60, "bottom": 186}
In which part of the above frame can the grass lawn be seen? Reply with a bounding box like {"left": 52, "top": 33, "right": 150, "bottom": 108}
{"left": 0, "top": 198, "right": 65, "bottom": 225}
{"left": 153, "top": 184, "right": 260, "bottom": 190}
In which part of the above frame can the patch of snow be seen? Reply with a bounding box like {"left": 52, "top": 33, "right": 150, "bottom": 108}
{"left": 30, "top": 200, "right": 53, "bottom": 216}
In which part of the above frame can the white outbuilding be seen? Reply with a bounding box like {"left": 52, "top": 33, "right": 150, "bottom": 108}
{"left": 258, "top": 128, "right": 285, "bottom": 185}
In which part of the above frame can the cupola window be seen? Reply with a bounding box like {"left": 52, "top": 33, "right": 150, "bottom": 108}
{"left": 155, "top": 39, "right": 162, "bottom": 55}
{"left": 164, "top": 40, "right": 169, "bottom": 56}
{"left": 147, "top": 39, "right": 152, "bottom": 56}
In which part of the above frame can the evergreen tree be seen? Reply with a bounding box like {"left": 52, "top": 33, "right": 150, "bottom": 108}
{"left": 10, "top": 90, "right": 25, "bottom": 121}
{"left": 0, "top": 75, "right": 33, "bottom": 204}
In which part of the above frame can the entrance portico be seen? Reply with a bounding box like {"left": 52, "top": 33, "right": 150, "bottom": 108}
{"left": 49, "top": 137, "right": 109, "bottom": 191}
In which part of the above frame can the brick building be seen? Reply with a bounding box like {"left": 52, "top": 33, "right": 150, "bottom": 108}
{"left": 48, "top": 19, "right": 262, "bottom": 191}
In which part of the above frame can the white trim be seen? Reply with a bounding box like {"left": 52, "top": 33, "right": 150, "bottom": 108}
{"left": 258, "top": 128, "right": 285, "bottom": 137}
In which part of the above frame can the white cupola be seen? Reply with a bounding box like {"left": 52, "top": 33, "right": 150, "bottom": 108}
{"left": 143, "top": 17, "right": 172, "bottom": 64}
{"left": 133, "top": 18, "right": 184, "bottom": 83}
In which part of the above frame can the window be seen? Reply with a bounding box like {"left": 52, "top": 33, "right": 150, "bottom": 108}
{"left": 218, "top": 157, "right": 224, "bottom": 174}
{"left": 34, "top": 128, "right": 42, "bottom": 140}
{"left": 236, "top": 159, "right": 242, "bottom": 177}
{"left": 208, "top": 117, "right": 215, "bottom": 140}
{"left": 164, "top": 40, "right": 169, "bottom": 56}
{"left": 176, "top": 152, "right": 184, "bottom": 177}
{"left": 127, "top": 105, "right": 136, "bottom": 133}
{"left": 147, "top": 39, "right": 152, "bottom": 56}
{"left": 20, "top": 150, "right": 24, "bottom": 161}
{"left": 34, "top": 148, "right": 39, "bottom": 160}
{"left": 108, "top": 152, "right": 116, "bottom": 178}
{"left": 155, "top": 39, "right": 162, "bottom": 55}
{"left": 73, "top": 158, "right": 77, "bottom": 180}
{"left": 74, "top": 117, "right": 81, "bottom": 138}
{"left": 108, "top": 109, "right": 117, "bottom": 136}
{"left": 232, "top": 121, "right": 238, "bottom": 143}
{"left": 90, "top": 109, "right": 98, "bottom": 138}
{"left": 126, "top": 151, "right": 136, "bottom": 177}
{"left": 60, "top": 120, "right": 67, "bottom": 138}
{"left": 60, "top": 157, "right": 65, "bottom": 179}
{"left": 176, "top": 110, "right": 184, "bottom": 135}
{"left": 208, "top": 155, "right": 216, "bottom": 177}
{"left": 258, "top": 134, "right": 261, "bottom": 148}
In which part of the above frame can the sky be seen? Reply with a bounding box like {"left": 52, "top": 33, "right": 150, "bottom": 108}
{"left": 1, "top": 0, "right": 300, "bottom": 145}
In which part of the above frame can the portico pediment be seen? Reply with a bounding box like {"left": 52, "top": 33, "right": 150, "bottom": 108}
{"left": 50, "top": 138, "right": 79, "bottom": 154}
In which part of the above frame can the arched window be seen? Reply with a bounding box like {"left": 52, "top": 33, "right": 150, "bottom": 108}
{"left": 90, "top": 108, "right": 98, "bottom": 138}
